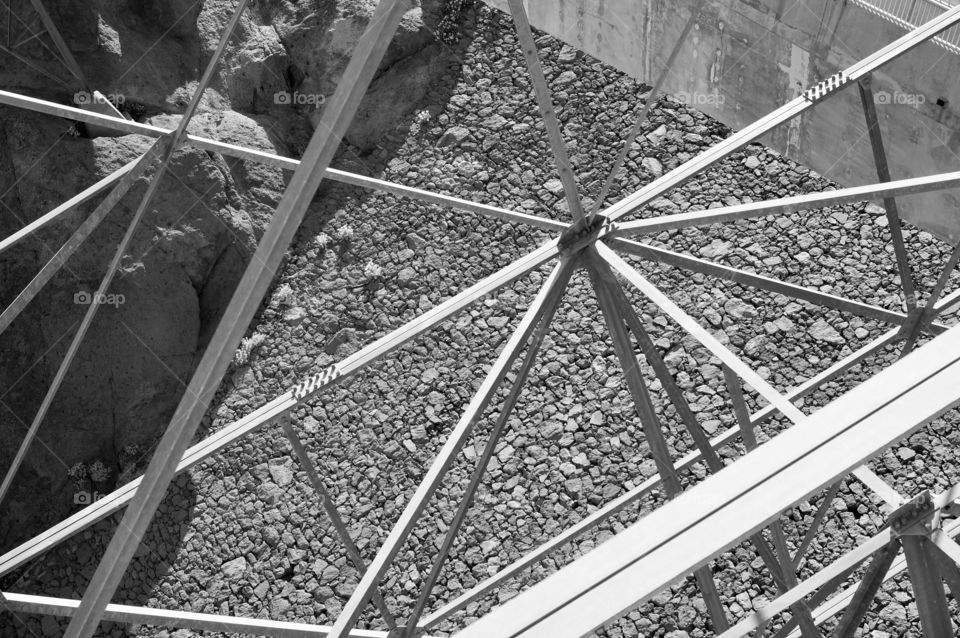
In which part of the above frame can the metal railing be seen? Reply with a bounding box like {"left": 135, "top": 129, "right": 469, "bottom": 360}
{"left": 850, "top": 0, "right": 960, "bottom": 55}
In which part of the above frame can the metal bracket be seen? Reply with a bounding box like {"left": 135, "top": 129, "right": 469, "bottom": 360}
{"left": 558, "top": 215, "right": 606, "bottom": 256}
{"left": 292, "top": 364, "right": 342, "bottom": 402}
{"left": 803, "top": 70, "right": 850, "bottom": 103}
{"left": 888, "top": 490, "right": 938, "bottom": 537}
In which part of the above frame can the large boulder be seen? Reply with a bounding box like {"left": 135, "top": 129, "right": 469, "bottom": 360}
{"left": 0, "top": 0, "right": 476, "bottom": 545}
{"left": 0, "top": 109, "right": 283, "bottom": 540}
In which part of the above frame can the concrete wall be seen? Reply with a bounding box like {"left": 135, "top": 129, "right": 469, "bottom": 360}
{"left": 485, "top": 0, "right": 960, "bottom": 241}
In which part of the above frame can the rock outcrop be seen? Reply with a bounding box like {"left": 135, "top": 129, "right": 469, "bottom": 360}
{"left": 0, "top": 0, "right": 472, "bottom": 544}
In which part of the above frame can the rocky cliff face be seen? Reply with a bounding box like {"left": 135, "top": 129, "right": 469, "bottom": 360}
{"left": 0, "top": 0, "right": 471, "bottom": 544}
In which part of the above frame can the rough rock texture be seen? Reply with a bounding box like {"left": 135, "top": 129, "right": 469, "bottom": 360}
{"left": 0, "top": 108, "right": 283, "bottom": 542}
{"left": 2, "top": 3, "right": 960, "bottom": 638}
{"left": 0, "top": 0, "right": 469, "bottom": 546}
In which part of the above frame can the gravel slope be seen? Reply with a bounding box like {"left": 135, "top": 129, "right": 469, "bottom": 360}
{"left": 4, "top": 5, "right": 960, "bottom": 637}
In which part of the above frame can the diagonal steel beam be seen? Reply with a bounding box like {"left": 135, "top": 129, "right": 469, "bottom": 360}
{"left": 597, "top": 241, "right": 804, "bottom": 422}
{"left": 26, "top": 0, "right": 88, "bottom": 89}
{"left": 281, "top": 416, "right": 397, "bottom": 629}
{"left": 901, "top": 536, "right": 953, "bottom": 637}
{"left": 725, "top": 365, "right": 821, "bottom": 636}
{"left": 0, "top": 240, "right": 559, "bottom": 578}
{"left": 587, "top": 251, "right": 682, "bottom": 495}
{"left": 603, "top": 243, "right": 904, "bottom": 509}
{"left": 900, "top": 239, "right": 960, "bottom": 356}
{"left": 599, "top": 263, "right": 723, "bottom": 472}
{"left": 724, "top": 365, "right": 758, "bottom": 450}
{"left": 0, "top": 0, "right": 247, "bottom": 512}
{"left": 506, "top": 0, "right": 584, "bottom": 223}
{"left": 830, "top": 539, "right": 900, "bottom": 638}
{"left": 62, "top": 1, "right": 407, "bottom": 635}
{"left": 609, "top": 237, "right": 930, "bottom": 330}
{"left": 930, "top": 529, "right": 960, "bottom": 603}
{"left": 0, "top": 156, "right": 140, "bottom": 257}
{"left": 418, "top": 326, "right": 900, "bottom": 631}
{"left": 604, "top": 169, "right": 960, "bottom": 240}
{"left": 587, "top": 0, "right": 706, "bottom": 218}
{"left": 327, "top": 258, "right": 571, "bottom": 638}
{"left": 402, "top": 257, "right": 576, "bottom": 635}
{"left": 723, "top": 542, "right": 872, "bottom": 638}
{"left": 586, "top": 249, "right": 728, "bottom": 632}
{"left": 792, "top": 481, "right": 843, "bottom": 568}
{"left": 0, "top": 140, "right": 167, "bottom": 336}
{"left": 0, "top": 90, "right": 568, "bottom": 234}
{"left": 769, "top": 520, "right": 822, "bottom": 638}
{"left": 598, "top": 4, "right": 960, "bottom": 225}
{"left": 857, "top": 74, "right": 917, "bottom": 313}
{"left": 2, "top": 590, "right": 432, "bottom": 638}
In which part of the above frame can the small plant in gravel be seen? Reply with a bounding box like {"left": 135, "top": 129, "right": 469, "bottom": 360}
{"left": 336, "top": 225, "right": 355, "bottom": 243}
{"left": 88, "top": 460, "right": 111, "bottom": 484}
{"left": 363, "top": 260, "right": 384, "bottom": 281}
{"left": 67, "top": 462, "right": 89, "bottom": 489}
{"left": 314, "top": 232, "right": 332, "bottom": 251}
{"left": 270, "top": 283, "right": 295, "bottom": 308}
{"left": 435, "top": 0, "right": 476, "bottom": 45}
{"left": 234, "top": 332, "right": 267, "bottom": 366}
{"left": 409, "top": 109, "right": 432, "bottom": 136}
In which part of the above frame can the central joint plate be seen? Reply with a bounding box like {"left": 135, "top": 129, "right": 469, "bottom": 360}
{"left": 889, "top": 490, "right": 937, "bottom": 537}
{"left": 558, "top": 215, "right": 606, "bottom": 256}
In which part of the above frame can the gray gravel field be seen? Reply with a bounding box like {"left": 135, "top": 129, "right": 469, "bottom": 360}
{"left": 5, "top": 4, "right": 960, "bottom": 637}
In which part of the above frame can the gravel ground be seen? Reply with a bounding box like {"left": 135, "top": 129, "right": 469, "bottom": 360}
{"left": 4, "top": 5, "right": 960, "bottom": 637}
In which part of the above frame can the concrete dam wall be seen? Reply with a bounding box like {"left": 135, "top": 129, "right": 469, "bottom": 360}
{"left": 485, "top": 0, "right": 960, "bottom": 241}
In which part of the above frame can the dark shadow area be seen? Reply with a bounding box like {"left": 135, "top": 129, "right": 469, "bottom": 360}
{"left": 0, "top": 470, "right": 199, "bottom": 638}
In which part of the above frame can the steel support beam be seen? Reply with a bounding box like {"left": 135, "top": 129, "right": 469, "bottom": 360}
{"left": 281, "top": 416, "right": 397, "bottom": 629}
{"left": 792, "top": 481, "right": 843, "bottom": 568}
{"left": 587, "top": 252, "right": 681, "bottom": 494}
{"left": 597, "top": 4, "right": 960, "bottom": 225}
{"left": 587, "top": 0, "right": 705, "bottom": 217}
{"left": 401, "top": 257, "right": 575, "bottom": 635}
{"left": 827, "top": 539, "right": 898, "bottom": 638}
{"left": 901, "top": 536, "right": 953, "bottom": 637}
{"left": 327, "top": 258, "right": 571, "bottom": 638}
{"left": 609, "top": 238, "right": 930, "bottom": 330}
{"left": 2, "top": 591, "right": 433, "bottom": 638}
{"left": 597, "top": 242, "right": 805, "bottom": 422}
{"left": 62, "top": 1, "right": 408, "bottom": 635}
{"left": 0, "top": 156, "right": 140, "bottom": 257}
{"left": 605, "top": 170, "right": 960, "bottom": 239}
{"left": 419, "top": 327, "right": 899, "bottom": 631}
{"left": 587, "top": 250, "right": 729, "bottom": 632}
{"left": 0, "top": 91, "right": 567, "bottom": 234}
{"left": 506, "top": 0, "right": 584, "bottom": 222}
{"left": 857, "top": 73, "right": 917, "bottom": 312}
{"left": 724, "top": 365, "right": 820, "bottom": 636}
{"left": 453, "top": 322, "right": 960, "bottom": 637}
{"left": 901, "top": 240, "right": 960, "bottom": 355}
{"left": 601, "top": 265, "right": 723, "bottom": 472}
{"left": 26, "top": 0, "right": 88, "bottom": 89}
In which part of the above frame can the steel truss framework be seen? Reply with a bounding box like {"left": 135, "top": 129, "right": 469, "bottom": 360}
{"left": 1, "top": 0, "right": 960, "bottom": 636}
